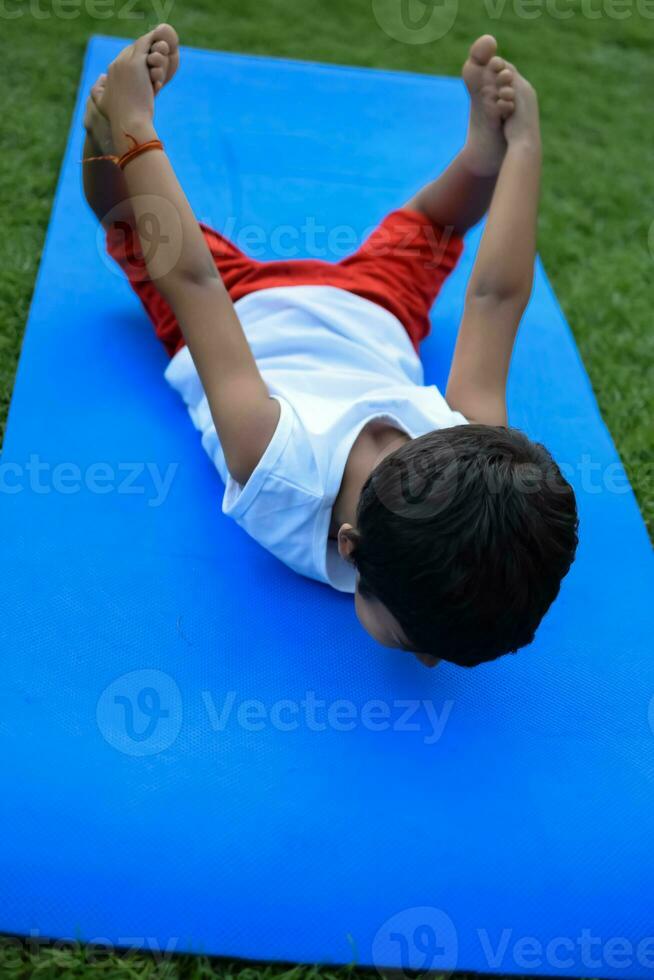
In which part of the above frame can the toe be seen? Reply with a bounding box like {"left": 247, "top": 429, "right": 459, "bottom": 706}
{"left": 90, "top": 74, "right": 107, "bottom": 107}
{"left": 150, "top": 24, "right": 179, "bottom": 86}
{"left": 469, "top": 34, "right": 497, "bottom": 66}
{"left": 91, "top": 73, "right": 106, "bottom": 93}
{"left": 150, "top": 39, "right": 169, "bottom": 56}
{"left": 499, "top": 86, "right": 515, "bottom": 101}
{"left": 489, "top": 55, "right": 506, "bottom": 73}
{"left": 497, "top": 99, "right": 514, "bottom": 117}
{"left": 151, "top": 23, "right": 179, "bottom": 53}
{"left": 147, "top": 51, "right": 165, "bottom": 84}
{"left": 497, "top": 67, "right": 513, "bottom": 87}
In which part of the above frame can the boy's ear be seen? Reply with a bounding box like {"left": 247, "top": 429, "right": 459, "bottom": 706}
{"left": 337, "top": 524, "right": 361, "bottom": 563}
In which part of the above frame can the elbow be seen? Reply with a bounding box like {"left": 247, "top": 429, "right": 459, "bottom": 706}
{"left": 466, "top": 281, "right": 533, "bottom": 309}
{"left": 226, "top": 452, "right": 261, "bottom": 488}
{"left": 446, "top": 384, "right": 508, "bottom": 428}
{"left": 156, "top": 263, "right": 222, "bottom": 303}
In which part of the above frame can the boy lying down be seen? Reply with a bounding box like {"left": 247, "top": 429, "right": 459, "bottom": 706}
{"left": 82, "top": 26, "right": 578, "bottom": 669}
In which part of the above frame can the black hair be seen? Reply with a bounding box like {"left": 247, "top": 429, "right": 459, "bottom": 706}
{"left": 352, "top": 425, "right": 579, "bottom": 667}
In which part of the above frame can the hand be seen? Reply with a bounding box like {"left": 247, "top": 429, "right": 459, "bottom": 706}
{"left": 504, "top": 73, "right": 540, "bottom": 148}
{"left": 103, "top": 34, "right": 156, "bottom": 140}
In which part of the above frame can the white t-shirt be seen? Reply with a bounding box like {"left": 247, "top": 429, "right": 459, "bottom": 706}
{"left": 165, "top": 285, "right": 467, "bottom": 593}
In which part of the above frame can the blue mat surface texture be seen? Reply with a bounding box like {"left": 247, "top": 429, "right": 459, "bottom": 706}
{"left": 1, "top": 36, "right": 653, "bottom": 979}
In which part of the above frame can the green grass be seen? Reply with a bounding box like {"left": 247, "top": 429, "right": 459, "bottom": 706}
{"left": 0, "top": 0, "right": 652, "bottom": 975}
{"left": 0, "top": 944, "right": 378, "bottom": 980}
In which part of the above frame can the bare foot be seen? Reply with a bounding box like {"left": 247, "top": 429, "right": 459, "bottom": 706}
{"left": 83, "top": 24, "right": 179, "bottom": 152}
{"left": 461, "top": 34, "right": 516, "bottom": 177}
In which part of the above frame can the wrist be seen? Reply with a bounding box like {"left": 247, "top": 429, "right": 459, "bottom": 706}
{"left": 506, "top": 132, "right": 542, "bottom": 156}
{"left": 110, "top": 117, "right": 158, "bottom": 156}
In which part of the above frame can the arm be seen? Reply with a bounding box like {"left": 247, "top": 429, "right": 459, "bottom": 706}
{"left": 103, "top": 38, "right": 279, "bottom": 484}
{"left": 446, "top": 78, "right": 541, "bottom": 426}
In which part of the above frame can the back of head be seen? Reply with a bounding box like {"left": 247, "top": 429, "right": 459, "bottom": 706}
{"left": 353, "top": 425, "right": 579, "bottom": 667}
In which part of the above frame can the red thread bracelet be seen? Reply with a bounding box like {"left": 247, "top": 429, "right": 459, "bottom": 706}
{"left": 82, "top": 132, "right": 164, "bottom": 168}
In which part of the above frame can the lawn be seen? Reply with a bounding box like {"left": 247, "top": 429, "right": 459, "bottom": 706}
{"left": 0, "top": 0, "right": 652, "bottom": 976}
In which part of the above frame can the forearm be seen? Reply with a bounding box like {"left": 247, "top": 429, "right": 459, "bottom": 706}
{"left": 112, "top": 118, "right": 265, "bottom": 407}
{"left": 467, "top": 137, "right": 541, "bottom": 302}
{"left": 111, "top": 119, "right": 218, "bottom": 288}
{"left": 445, "top": 139, "right": 541, "bottom": 426}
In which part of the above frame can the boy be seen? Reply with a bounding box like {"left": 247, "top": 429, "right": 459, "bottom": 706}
{"left": 82, "top": 27, "right": 578, "bottom": 669}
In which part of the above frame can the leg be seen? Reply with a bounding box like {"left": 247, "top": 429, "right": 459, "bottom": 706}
{"left": 107, "top": 219, "right": 268, "bottom": 359}
{"left": 406, "top": 36, "right": 516, "bottom": 236}
{"left": 82, "top": 24, "right": 179, "bottom": 227}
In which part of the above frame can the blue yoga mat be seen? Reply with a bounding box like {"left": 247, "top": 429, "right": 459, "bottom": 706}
{"left": 1, "top": 35, "right": 653, "bottom": 978}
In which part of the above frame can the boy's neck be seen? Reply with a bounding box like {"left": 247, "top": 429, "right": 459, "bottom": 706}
{"left": 329, "top": 420, "right": 411, "bottom": 537}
